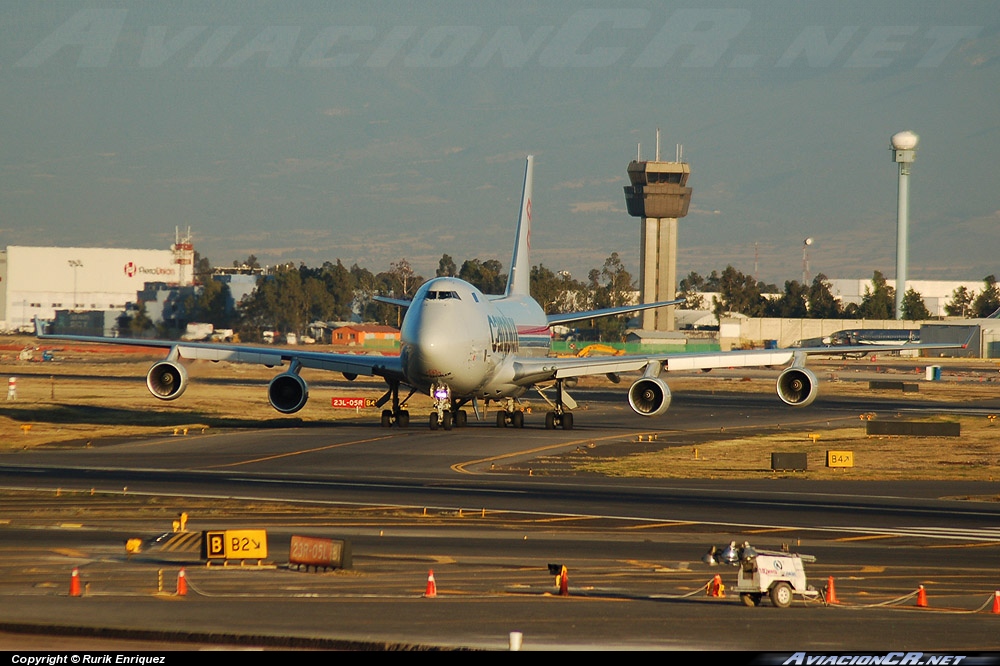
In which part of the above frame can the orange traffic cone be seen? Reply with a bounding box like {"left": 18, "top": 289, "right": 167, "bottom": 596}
{"left": 559, "top": 566, "right": 568, "bottom": 597}
{"left": 423, "top": 570, "right": 437, "bottom": 598}
{"left": 825, "top": 576, "right": 839, "bottom": 604}
{"left": 991, "top": 590, "right": 1000, "bottom": 614}
{"left": 916, "top": 584, "right": 928, "bottom": 607}
{"left": 176, "top": 568, "right": 188, "bottom": 596}
{"left": 69, "top": 567, "right": 81, "bottom": 597}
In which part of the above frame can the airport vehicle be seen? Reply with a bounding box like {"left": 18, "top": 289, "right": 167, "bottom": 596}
{"left": 705, "top": 541, "right": 820, "bottom": 608}
{"left": 35, "top": 156, "right": 961, "bottom": 431}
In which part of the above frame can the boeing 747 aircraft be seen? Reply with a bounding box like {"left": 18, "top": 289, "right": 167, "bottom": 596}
{"left": 36, "top": 156, "right": 960, "bottom": 430}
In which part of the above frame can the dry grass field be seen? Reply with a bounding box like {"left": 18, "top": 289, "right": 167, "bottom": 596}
{"left": 2, "top": 336, "right": 999, "bottom": 487}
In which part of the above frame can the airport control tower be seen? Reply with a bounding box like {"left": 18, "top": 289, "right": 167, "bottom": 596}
{"left": 623, "top": 133, "right": 692, "bottom": 331}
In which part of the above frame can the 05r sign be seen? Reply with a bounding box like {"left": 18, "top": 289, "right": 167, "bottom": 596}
{"left": 204, "top": 530, "right": 268, "bottom": 561}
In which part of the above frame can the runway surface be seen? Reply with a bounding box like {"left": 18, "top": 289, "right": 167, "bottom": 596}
{"left": 1, "top": 378, "right": 999, "bottom": 652}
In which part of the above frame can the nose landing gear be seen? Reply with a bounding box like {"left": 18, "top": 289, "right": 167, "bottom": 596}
{"left": 427, "top": 384, "right": 468, "bottom": 431}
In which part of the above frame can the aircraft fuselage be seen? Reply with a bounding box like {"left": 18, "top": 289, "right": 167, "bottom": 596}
{"left": 399, "top": 276, "right": 548, "bottom": 400}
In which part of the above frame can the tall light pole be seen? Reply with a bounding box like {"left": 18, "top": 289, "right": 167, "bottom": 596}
{"left": 68, "top": 259, "right": 83, "bottom": 309}
{"left": 891, "top": 130, "right": 918, "bottom": 319}
{"left": 802, "top": 238, "right": 813, "bottom": 285}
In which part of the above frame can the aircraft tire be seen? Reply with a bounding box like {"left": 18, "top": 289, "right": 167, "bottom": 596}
{"left": 511, "top": 411, "right": 524, "bottom": 428}
{"left": 442, "top": 411, "right": 453, "bottom": 430}
{"left": 381, "top": 410, "right": 392, "bottom": 427}
{"left": 398, "top": 410, "right": 409, "bottom": 428}
{"left": 497, "top": 411, "right": 507, "bottom": 428}
{"left": 429, "top": 413, "right": 439, "bottom": 430}
{"left": 456, "top": 410, "right": 468, "bottom": 427}
{"left": 561, "top": 412, "right": 574, "bottom": 430}
{"left": 545, "top": 412, "right": 556, "bottom": 430}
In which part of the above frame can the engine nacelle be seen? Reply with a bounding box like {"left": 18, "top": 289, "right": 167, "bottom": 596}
{"left": 268, "top": 372, "right": 309, "bottom": 414}
{"left": 146, "top": 361, "right": 188, "bottom": 401}
{"left": 776, "top": 367, "right": 818, "bottom": 407}
{"left": 627, "top": 377, "right": 672, "bottom": 417}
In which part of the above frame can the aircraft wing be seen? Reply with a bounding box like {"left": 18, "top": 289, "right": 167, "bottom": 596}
{"left": 510, "top": 342, "right": 961, "bottom": 386}
{"left": 34, "top": 329, "right": 405, "bottom": 381}
{"left": 546, "top": 298, "right": 686, "bottom": 327}
{"left": 373, "top": 295, "right": 412, "bottom": 309}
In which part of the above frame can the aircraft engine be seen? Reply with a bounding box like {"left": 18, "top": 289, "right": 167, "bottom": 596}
{"left": 146, "top": 361, "right": 188, "bottom": 401}
{"left": 627, "top": 377, "right": 672, "bottom": 417}
{"left": 268, "top": 372, "right": 309, "bottom": 414}
{"left": 776, "top": 367, "right": 818, "bottom": 407}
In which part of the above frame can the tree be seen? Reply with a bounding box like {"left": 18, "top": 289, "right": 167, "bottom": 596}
{"left": 313, "top": 260, "right": 357, "bottom": 321}
{"left": 857, "top": 271, "right": 895, "bottom": 319}
{"left": 183, "top": 278, "right": 233, "bottom": 328}
{"left": 302, "top": 274, "right": 337, "bottom": 324}
{"left": 677, "top": 271, "right": 706, "bottom": 309}
{"left": 805, "top": 274, "right": 842, "bottom": 319}
{"left": 603, "top": 253, "right": 634, "bottom": 305}
{"left": 436, "top": 253, "right": 457, "bottom": 277}
{"left": 237, "top": 263, "right": 309, "bottom": 339}
{"left": 192, "top": 252, "right": 213, "bottom": 285}
{"left": 714, "top": 265, "right": 767, "bottom": 318}
{"left": 901, "top": 288, "right": 931, "bottom": 320}
{"left": 764, "top": 280, "right": 808, "bottom": 318}
{"left": 589, "top": 253, "right": 636, "bottom": 341}
{"left": 351, "top": 264, "right": 397, "bottom": 325}
{"left": 459, "top": 258, "right": 506, "bottom": 294}
{"left": 971, "top": 275, "right": 1000, "bottom": 317}
{"left": 945, "top": 285, "right": 975, "bottom": 317}
{"left": 121, "top": 302, "right": 153, "bottom": 337}
{"left": 388, "top": 258, "right": 421, "bottom": 299}
{"left": 234, "top": 254, "right": 260, "bottom": 270}
{"left": 531, "top": 265, "right": 587, "bottom": 315}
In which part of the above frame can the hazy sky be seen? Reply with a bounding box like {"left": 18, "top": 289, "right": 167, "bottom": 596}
{"left": 1, "top": 2, "right": 997, "bottom": 286}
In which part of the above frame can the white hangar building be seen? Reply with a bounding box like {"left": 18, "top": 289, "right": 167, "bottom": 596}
{"left": 0, "top": 245, "right": 194, "bottom": 332}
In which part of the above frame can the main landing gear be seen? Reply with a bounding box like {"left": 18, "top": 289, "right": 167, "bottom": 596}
{"left": 543, "top": 378, "right": 573, "bottom": 430}
{"left": 544, "top": 410, "right": 573, "bottom": 430}
{"left": 379, "top": 380, "right": 412, "bottom": 428}
{"left": 495, "top": 398, "right": 525, "bottom": 428}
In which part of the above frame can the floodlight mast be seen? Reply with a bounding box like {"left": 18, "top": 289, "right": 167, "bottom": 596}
{"left": 891, "top": 131, "right": 918, "bottom": 320}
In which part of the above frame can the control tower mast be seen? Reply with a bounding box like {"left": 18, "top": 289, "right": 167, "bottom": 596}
{"left": 623, "top": 131, "right": 692, "bottom": 331}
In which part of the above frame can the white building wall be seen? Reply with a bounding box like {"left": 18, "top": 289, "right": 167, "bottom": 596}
{"left": 1, "top": 246, "right": 191, "bottom": 331}
{"left": 827, "top": 279, "right": 982, "bottom": 317}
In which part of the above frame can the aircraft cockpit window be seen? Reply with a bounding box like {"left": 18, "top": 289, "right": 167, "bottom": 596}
{"left": 425, "top": 291, "right": 460, "bottom": 300}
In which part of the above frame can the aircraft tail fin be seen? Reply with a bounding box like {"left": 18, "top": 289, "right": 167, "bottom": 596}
{"left": 504, "top": 155, "right": 534, "bottom": 298}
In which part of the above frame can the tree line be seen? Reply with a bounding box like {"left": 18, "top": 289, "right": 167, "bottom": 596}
{"left": 678, "top": 268, "right": 999, "bottom": 322}
{"left": 124, "top": 252, "right": 1000, "bottom": 342}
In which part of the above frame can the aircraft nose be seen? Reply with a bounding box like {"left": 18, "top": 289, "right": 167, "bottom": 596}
{"left": 415, "top": 320, "right": 450, "bottom": 367}
{"left": 402, "top": 299, "right": 478, "bottom": 381}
